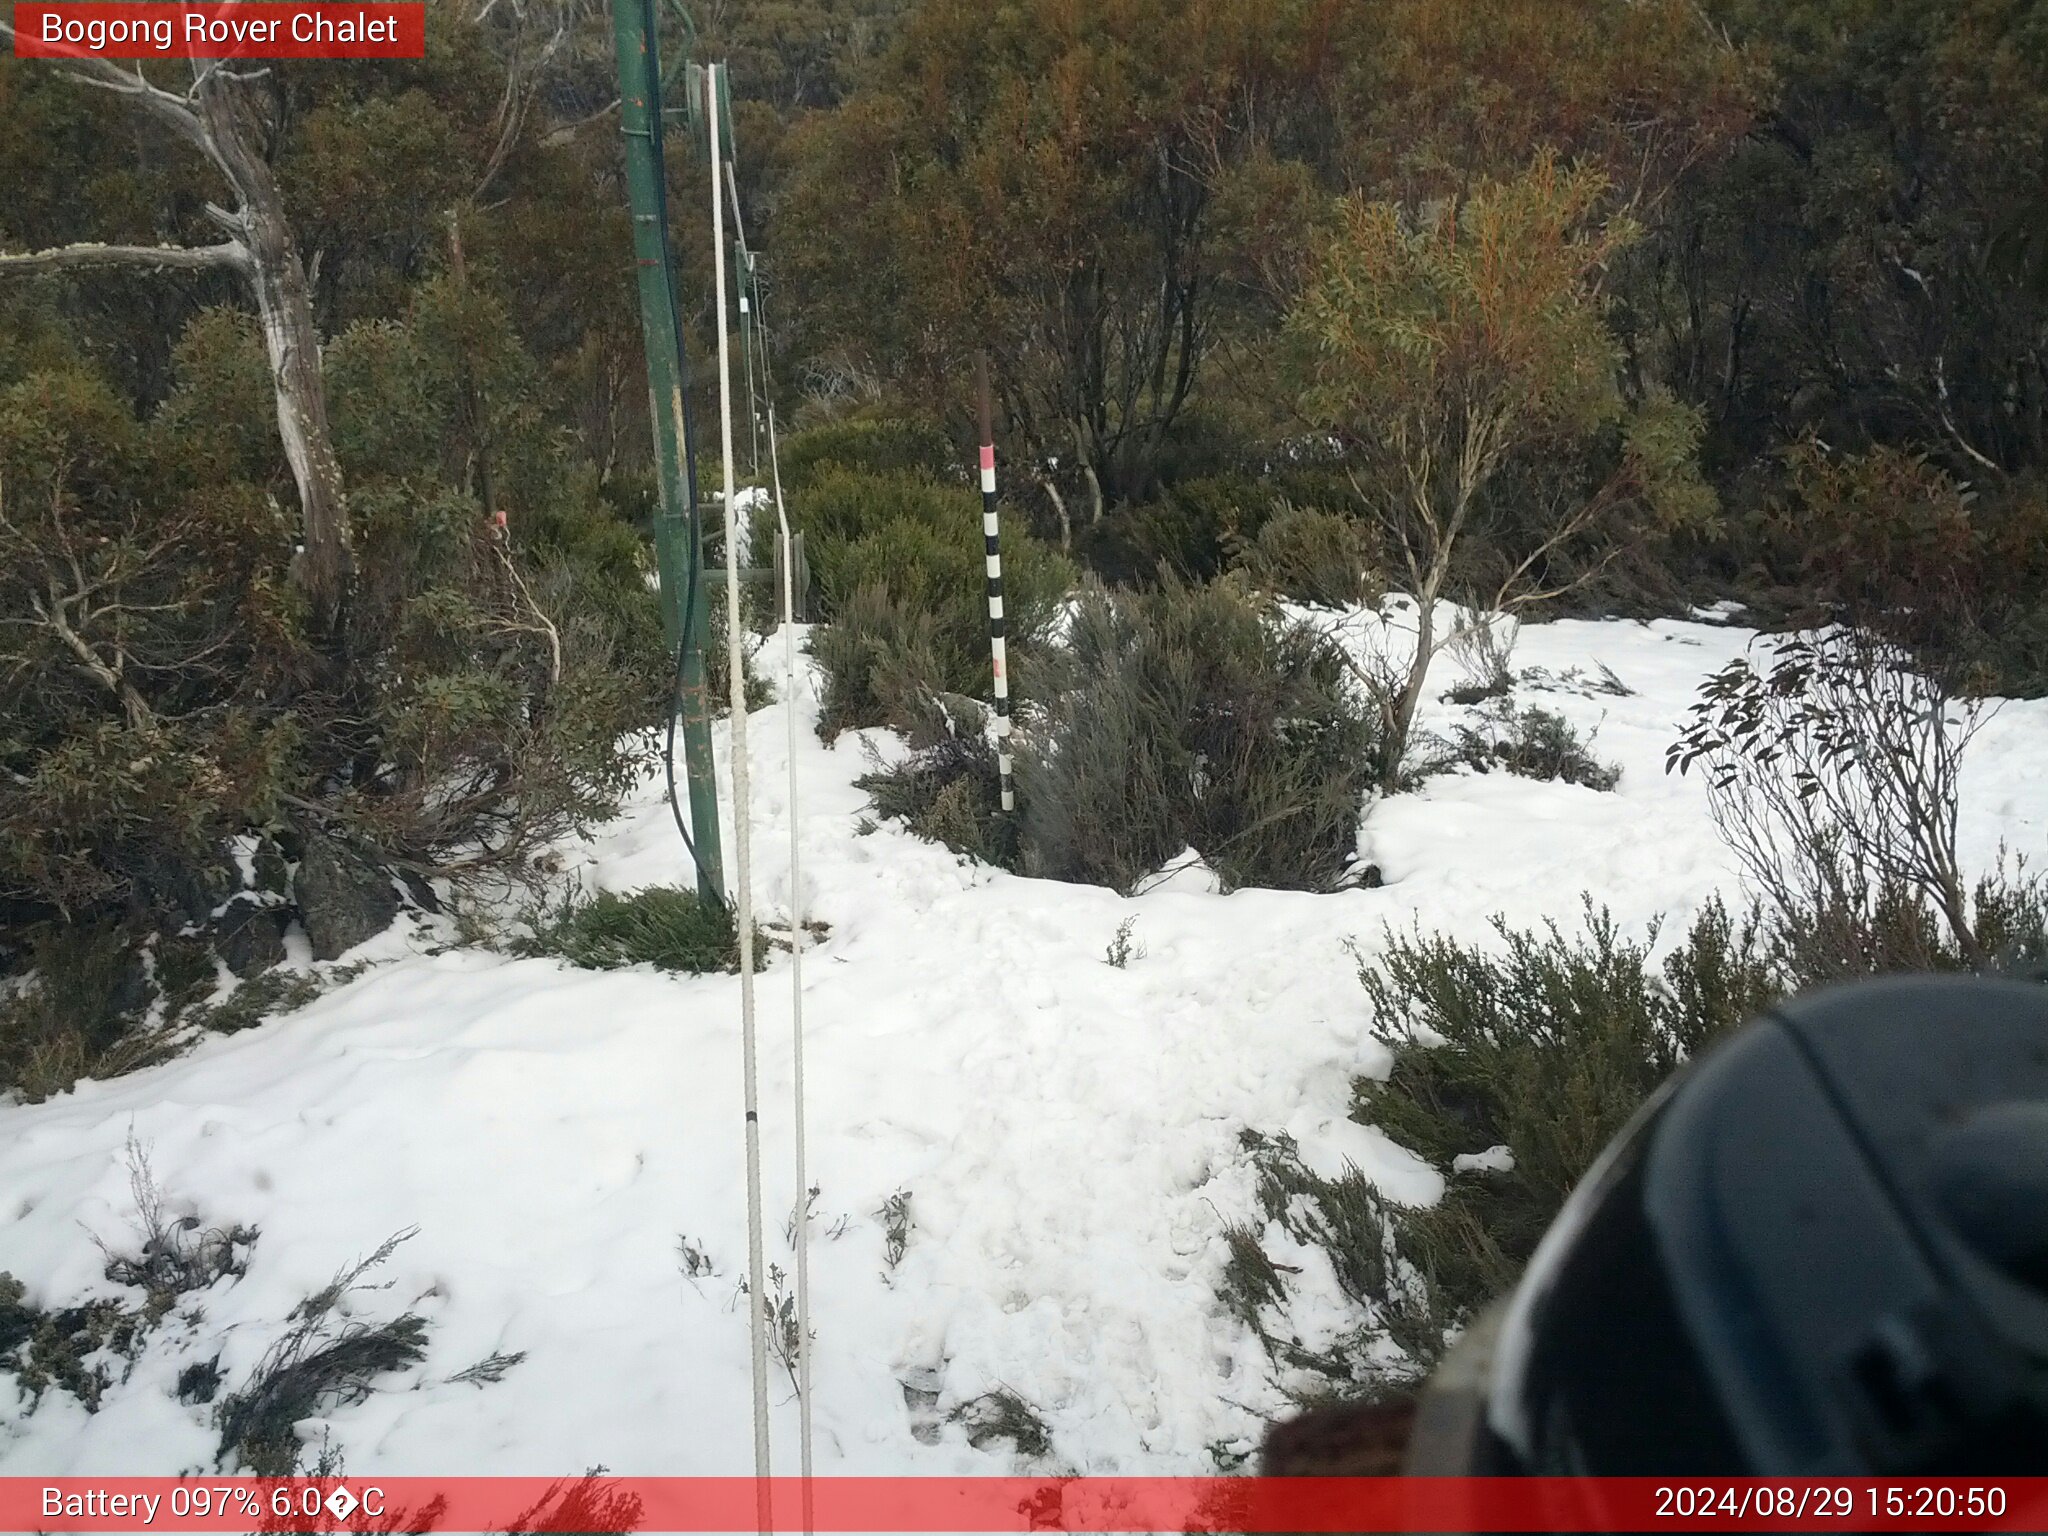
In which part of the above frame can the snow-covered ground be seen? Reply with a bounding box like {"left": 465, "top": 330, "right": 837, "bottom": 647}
{"left": 2, "top": 608, "right": 2042, "bottom": 1476}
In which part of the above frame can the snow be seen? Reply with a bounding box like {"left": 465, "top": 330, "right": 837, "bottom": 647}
{"left": 1, "top": 611, "right": 2043, "bottom": 1477}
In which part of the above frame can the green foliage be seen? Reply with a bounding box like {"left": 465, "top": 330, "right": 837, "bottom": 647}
{"left": 856, "top": 735, "right": 1019, "bottom": 869}
{"left": 1441, "top": 705, "right": 1621, "bottom": 791}
{"left": 1336, "top": 899, "right": 1780, "bottom": 1368}
{"left": 0, "top": 272, "right": 664, "bottom": 945}
{"left": 811, "top": 584, "right": 948, "bottom": 741}
{"left": 520, "top": 886, "right": 758, "bottom": 975}
{"left": 1234, "top": 504, "right": 1381, "bottom": 608}
{"left": 1634, "top": 0, "right": 2048, "bottom": 510}
{"left": 1318, "top": 872, "right": 2043, "bottom": 1392}
{"left": 1291, "top": 159, "right": 1632, "bottom": 462}
{"left": 1074, "top": 478, "right": 1264, "bottom": 585}
{"left": 188, "top": 970, "right": 325, "bottom": 1037}
{"left": 1215, "top": 1221, "right": 1291, "bottom": 1339}
{"left": 0, "top": 923, "right": 169, "bottom": 1105}
{"left": 1018, "top": 576, "right": 1380, "bottom": 893}
{"left": 5, "top": 1294, "right": 142, "bottom": 1412}
{"left": 1766, "top": 444, "right": 2048, "bottom": 696}
{"left": 777, "top": 416, "right": 958, "bottom": 494}
{"left": 797, "top": 468, "right": 1072, "bottom": 737}
{"left": 0, "top": 356, "right": 304, "bottom": 918}
{"left": 950, "top": 1387, "right": 1053, "bottom": 1460}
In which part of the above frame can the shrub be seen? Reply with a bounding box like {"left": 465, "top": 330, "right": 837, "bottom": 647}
{"left": 1443, "top": 704, "right": 1621, "bottom": 791}
{"left": 1441, "top": 614, "right": 1520, "bottom": 704}
{"left": 776, "top": 416, "right": 958, "bottom": 495}
{"left": 950, "top": 1387, "right": 1053, "bottom": 1460}
{"left": 1018, "top": 575, "right": 1380, "bottom": 893}
{"left": 810, "top": 585, "right": 952, "bottom": 741}
{"left": 2, "top": 1150, "right": 451, "bottom": 1467}
{"left": 0, "top": 295, "right": 665, "bottom": 945}
{"left": 701, "top": 603, "right": 775, "bottom": 716}
{"left": 1234, "top": 1131, "right": 1437, "bottom": 1391}
{"left": 213, "top": 1230, "right": 429, "bottom": 1474}
{"left": 1227, "top": 900, "right": 1781, "bottom": 1395}
{"left": 187, "top": 969, "right": 326, "bottom": 1037}
{"left": 1072, "top": 470, "right": 1365, "bottom": 588}
{"left": 1768, "top": 445, "right": 2048, "bottom": 697}
{"left": 1233, "top": 504, "right": 1380, "bottom": 608}
{"left": 856, "top": 734, "right": 1020, "bottom": 869}
{"left": 0, "top": 922, "right": 169, "bottom": 1104}
{"left": 1672, "top": 629, "right": 1992, "bottom": 977}
{"left": 1373, "top": 900, "right": 1781, "bottom": 1329}
{"left": 797, "top": 470, "right": 1073, "bottom": 739}
{"left": 519, "top": 886, "right": 759, "bottom": 974}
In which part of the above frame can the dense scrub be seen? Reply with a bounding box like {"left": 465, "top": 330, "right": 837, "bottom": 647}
{"left": 1018, "top": 578, "right": 1379, "bottom": 893}
{"left": 795, "top": 468, "right": 1074, "bottom": 739}
{"left": 1229, "top": 868, "right": 2048, "bottom": 1401}
{"left": 856, "top": 575, "right": 1381, "bottom": 893}
{"left": 518, "top": 886, "right": 760, "bottom": 975}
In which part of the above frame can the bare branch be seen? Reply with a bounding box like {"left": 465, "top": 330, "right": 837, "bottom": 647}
{"left": 0, "top": 239, "right": 250, "bottom": 277}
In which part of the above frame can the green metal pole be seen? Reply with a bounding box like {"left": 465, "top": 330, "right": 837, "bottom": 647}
{"left": 612, "top": 0, "right": 724, "bottom": 899}
{"left": 738, "top": 255, "right": 760, "bottom": 477}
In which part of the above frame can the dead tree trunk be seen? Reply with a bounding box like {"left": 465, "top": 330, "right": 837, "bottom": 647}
{"left": 0, "top": 45, "right": 352, "bottom": 633}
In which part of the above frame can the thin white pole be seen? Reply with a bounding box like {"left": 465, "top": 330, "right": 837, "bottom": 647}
{"left": 711, "top": 60, "right": 774, "bottom": 1533}
{"left": 766, "top": 399, "right": 815, "bottom": 1533}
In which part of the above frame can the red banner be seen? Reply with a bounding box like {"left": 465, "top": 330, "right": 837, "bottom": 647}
{"left": 11, "top": 4, "right": 425, "bottom": 59}
{"left": 3, "top": 1477, "right": 2047, "bottom": 1533}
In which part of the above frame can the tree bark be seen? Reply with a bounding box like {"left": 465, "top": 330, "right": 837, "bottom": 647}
{"left": 0, "top": 240, "right": 249, "bottom": 275}
{"left": 1384, "top": 589, "right": 1436, "bottom": 794}
{"left": 194, "top": 78, "right": 351, "bottom": 633}
{"left": 1040, "top": 475, "right": 1072, "bottom": 551}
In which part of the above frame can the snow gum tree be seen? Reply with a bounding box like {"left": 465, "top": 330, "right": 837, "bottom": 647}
{"left": 1287, "top": 156, "right": 1713, "bottom": 788}
{"left": 0, "top": 42, "right": 350, "bottom": 633}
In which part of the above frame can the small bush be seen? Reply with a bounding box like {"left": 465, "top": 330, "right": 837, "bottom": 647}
{"left": 4, "top": 1146, "right": 259, "bottom": 1417}
{"left": 1018, "top": 576, "right": 1380, "bottom": 893}
{"left": 0, "top": 922, "right": 170, "bottom": 1104}
{"left": 1772, "top": 868, "right": 2048, "bottom": 989}
{"left": 1769, "top": 445, "right": 2048, "bottom": 697}
{"left": 1237, "top": 1131, "right": 1436, "bottom": 1390}
{"left": 701, "top": 603, "right": 775, "bottom": 716}
{"left": 856, "top": 735, "right": 1019, "bottom": 869}
{"left": 1215, "top": 1222, "right": 1291, "bottom": 1339}
{"left": 187, "top": 970, "right": 324, "bottom": 1037}
{"left": 519, "top": 886, "right": 759, "bottom": 974}
{"left": 1443, "top": 705, "right": 1620, "bottom": 791}
{"left": 1442, "top": 614, "right": 1520, "bottom": 703}
{"left": 214, "top": 1230, "right": 430, "bottom": 1474}
{"left": 1074, "top": 471, "right": 1356, "bottom": 587}
{"left": 1345, "top": 900, "right": 1780, "bottom": 1362}
{"left": 811, "top": 584, "right": 953, "bottom": 742}
{"left": 951, "top": 1387, "right": 1052, "bottom": 1460}
{"left": 1234, "top": 504, "right": 1379, "bottom": 608}
{"left": 876, "top": 1188, "right": 912, "bottom": 1277}
{"left": 96, "top": 1135, "right": 258, "bottom": 1318}
{"left": 1224, "top": 901, "right": 1781, "bottom": 1399}
{"left": 796, "top": 469, "right": 1073, "bottom": 739}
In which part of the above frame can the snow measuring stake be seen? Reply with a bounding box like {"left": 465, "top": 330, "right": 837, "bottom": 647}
{"left": 977, "top": 355, "right": 1016, "bottom": 813}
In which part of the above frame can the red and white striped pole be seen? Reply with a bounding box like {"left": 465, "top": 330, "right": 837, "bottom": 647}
{"left": 975, "top": 354, "right": 1015, "bottom": 813}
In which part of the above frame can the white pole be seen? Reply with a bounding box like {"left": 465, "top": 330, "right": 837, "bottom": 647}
{"left": 766, "top": 399, "right": 815, "bottom": 1533}
{"left": 711, "top": 61, "right": 774, "bottom": 1531}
